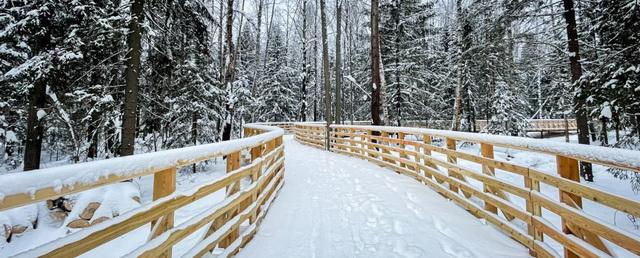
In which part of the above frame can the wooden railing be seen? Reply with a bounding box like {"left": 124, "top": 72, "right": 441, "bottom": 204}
{"left": 294, "top": 123, "right": 640, "bottom": 258}
{"left": 404, "top": 119, "right": 578, "bottom": 132}
{"left": 0, "top": 123, "right": 285, "bottom": 257}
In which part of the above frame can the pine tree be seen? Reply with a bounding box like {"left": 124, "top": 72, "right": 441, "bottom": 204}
{"left": 380, "top": 0, "right": 433, "bottom": 126}
{"left": 256, "top": 27, "right": 298, "bottom": 122}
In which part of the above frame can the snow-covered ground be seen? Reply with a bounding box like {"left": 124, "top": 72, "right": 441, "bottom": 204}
{"left": 237, "top": 136, "right": 529, "bottom": 258}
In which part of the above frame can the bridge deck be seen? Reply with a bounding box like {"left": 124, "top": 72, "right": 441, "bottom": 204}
{"left": 236, "top": 136, "right": 529, "bottom": 258}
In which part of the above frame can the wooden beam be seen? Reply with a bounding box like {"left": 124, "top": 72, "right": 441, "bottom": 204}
{"left": 556, "top": 155, "right": 582, "bottom": 258}
{"left": 151, "top": 167, "right": 176, "bottom": 258}
{"left": 480, "top": 144, "right": 498, "bottom": 214}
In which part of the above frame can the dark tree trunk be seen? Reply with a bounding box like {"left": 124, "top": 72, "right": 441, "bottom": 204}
{"left": 320, "top": 0, "right": 332, "bottom": 149}
{"left": 192, "top": 112, "right": 198, "bottom": 173}
{"left": 394, "top": 1, "right": 401, "bottom": 126}
{"left": 562, "top": 0, "right": 592, "bottom": 181}
{"left": 334, "top": 2, "right": 342, "bottom": 124}
{"left": 120, "top": 0, "right": 144, "bottom": 156}
{"left": 251, "top": 0, "right": 263, "bottom": 100}
{"left": 87, "top": 110, "right": 99, "bottom": 159}
{"left": 23, "top": 79, "right": 47, "bottom": 171}
{"left": 222, "top": 0, "right": 236, "bottom": 141}
{"left": 301, "top": 0, "right": 308, "bottom": 121}
{"left": 370, "top": 0, "right": 382, "bottom": 126}
{"left": 313, "top": 0, "right": 319, "bottom": 122}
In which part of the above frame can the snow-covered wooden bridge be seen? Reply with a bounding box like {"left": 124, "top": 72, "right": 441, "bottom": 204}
{"left": 1, "top": 122, "right": 639, "bottom": 258}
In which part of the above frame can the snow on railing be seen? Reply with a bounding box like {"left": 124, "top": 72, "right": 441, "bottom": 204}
{"left": 0, "top": 123, "right": 285, "bottom": 257}
{"left": 331, "top": 124, "right": 640, "bottom": 172}
{"left": 294, "top": 123, "right": 640, "bottom": 258}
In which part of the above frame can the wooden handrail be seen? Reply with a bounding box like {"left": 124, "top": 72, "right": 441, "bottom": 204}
{"left": 2, "top": 123, "right": 285, "bottom": 258}
{"left": 294, "top": 123, "right": 640, "bottom": 258}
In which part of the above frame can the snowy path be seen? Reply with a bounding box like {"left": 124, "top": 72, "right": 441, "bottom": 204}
{"left": 236, "top": 136, "right": 530, "bottom": 258}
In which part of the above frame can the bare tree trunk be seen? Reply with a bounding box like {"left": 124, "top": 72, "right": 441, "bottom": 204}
{"left": 251, "top": 0, "right": 263, "bottom": 102}
{"left": 334, "top": 1, "right": 342, "bottom": 124}
{"left": 393, "top": 1, "right": 401, "bottom": 126}
{"left": 218, "top": 0, "right": 225, "bottom": 75}
{"left": 370, "top": 0, "right": 382, "bottom": 126}
{"left": 120, "top": 0, "right": 144, "bottom": 156}
{"left": 313, "top": 0, "right": 319, "bottom": 122}
{"left": 222, "top": 0, "right": 236, "bottom": 141}
{"left": 192, "top": 112, "right": 198, "bottom": 173}
{"left": 562, "top": 0, "right": 592, "bottom": 181}
{"left": 451, "top": 0, "right": 464, "bottom": 131}
{"left": 300, "top": 0, "right": 308, "bottom": 121}
{"left": 347, "top": 3, "right": 355, "bottom": 124}
{"left": 320, "top": 0, "right": 332, "bottom": 150}
{"left": 263, "top": 0, "right": 277, "bottom": 69}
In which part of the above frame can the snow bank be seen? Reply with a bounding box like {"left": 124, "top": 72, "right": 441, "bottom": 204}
{"left": 0, "top": 124, "right": 283, "bottom": 205}
{"left": 329, "top": 124, "right": 640, "bottom": 171}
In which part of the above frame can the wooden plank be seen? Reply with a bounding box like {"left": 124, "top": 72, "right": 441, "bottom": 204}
{"left": 556, "top": 155, "right": 581, "bottom": 258}
{"left": 529, "top": 168, "right": 640, "bottom": 218}
{"left": 137, "top": 157, "right": 284, "bottom": 258}
{"left": 531, "top": 216, "right": 609, "bottom": 258}
{"left": 446, "top": 138, "right": 460, "bottom": 193}
{"left": 480, "top": 144, "right": 498, "bottom": 214}
{"left": 535, "top": 193, "right": 638, "bottom": 255}
{"left": 150, "top": 167, "right": 177, "bottom": 257}
{"left": 221, "top": 151, "right": 242, "bottom": 248}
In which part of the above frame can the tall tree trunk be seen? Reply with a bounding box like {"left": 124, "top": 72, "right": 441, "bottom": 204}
{"left": 313, "top": 0, "right": 319, "bottom": 122}
{"left": 370, "top": 0, "right": 382, "bottom": 126}
{"left": 451, "top": 0, "right": 464, "bottom": 131}
{"left": 347, "top": 4, "right": 355, "bottom": 124}
{"left": 192, "top": 111, "right": 198, "bottom": 173}
{"left": 562, "top": 0, "right": 593, "bottom": 181}
{"left": 120, "top": 0, "right": 144, "bottom": 156}
{"left": 393, "top": 1, "right": 401, "bottom": 126}
{"left": 23, "top": 78, "right": 47, "bottom": 170}
{"left": 300, "top": 0, "right": 308, "bottom": 121}
{"left": 334, "top": 1, "right": 342, "bottom": 124}
{"left": 263, "top": 0, "right": 277, "bottom": 69}
{"left": 319, "top": 0, "right": 331, "bottom": 149}
{"left": 251, "top": 0, "right": 263, "bottom": 102}
{"left": 222, "top": 0, "right": 236, "bottom": 141}
{"left": 218, "top": 0, "right": 225, "bottom": 75}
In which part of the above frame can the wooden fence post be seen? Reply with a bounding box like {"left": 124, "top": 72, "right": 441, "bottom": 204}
{"left": 381, "top": 131, "right": 393, "bottom": 163}
{"left": 220, "top": 151, "right": 241, "bottom": 248}
{"left": 524, "top": 175, "right": 543, "bottom": 253}
{"left": 151, "top": 167, "right": 176, "bottom": 258}
{"left": 480, "top": 143, "right": 498, "bottom": 214}
{"left": 446, "top": 138, "right": 459, "bottom": 193}
{"left": 367, "top": 130, "right": 374, "bottom": 158}
{"left": 398, "top": 132, "right": 407, "bottom": 168}
{"left": 422, "top": 135, "right": 432, "bottom": 179}
{"left": 556, "top": 155, "right": 581, "bottom": 258}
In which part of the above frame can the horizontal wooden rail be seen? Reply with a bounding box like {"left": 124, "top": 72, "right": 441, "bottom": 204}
{"left": 2, "top": 123, "right": 286, "bottom": 257}
{"left": 404, "top": 119, "right": 578, "bottom": 132}
{"left": 294, "top": 123, "right": 640, "bottom": 258}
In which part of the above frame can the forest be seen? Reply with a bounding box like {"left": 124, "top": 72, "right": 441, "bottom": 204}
{"left": 0, "top": 0, "right": 638, "bottom": 185}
